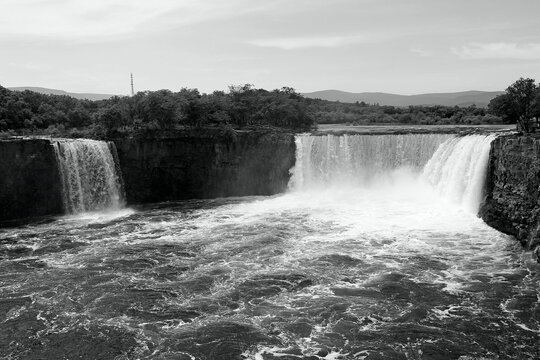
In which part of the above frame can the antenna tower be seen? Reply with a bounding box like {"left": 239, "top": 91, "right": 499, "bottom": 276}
{"left": 130, "top": 73, "right": 134, "bottom": 96}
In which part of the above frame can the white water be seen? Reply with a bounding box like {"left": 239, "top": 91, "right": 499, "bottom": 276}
{"left": 423, "top": 135, "right": 496, "bottom": 213}
{"left": 53, "top": 139, "right": 124, "bottom": 214}
{"left": 290, "top": 133, "right": 495, "bottom": 214}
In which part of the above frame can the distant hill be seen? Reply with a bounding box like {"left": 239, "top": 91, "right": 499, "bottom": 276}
{"left": 8, "top": 87, "right": 115, "bottom": 101}
{"left": 302, "top": 90, "right": 503, "bottom": 107}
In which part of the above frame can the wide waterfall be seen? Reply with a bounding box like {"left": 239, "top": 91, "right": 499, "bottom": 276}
{"left": 290, "top": 133, "right": 495, "bottom": 213}
{"left": 52, "top": 139, "right": 124, "bottom": 214}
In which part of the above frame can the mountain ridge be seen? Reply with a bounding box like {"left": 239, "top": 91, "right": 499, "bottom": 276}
{"left": 302, "top": 89, "right": 503, "bottom": 107}
{"left": 8, "top": 86, "right": 503, "bottom": 107}
{"left": 8, "top": 86, "right": 115, "bottom": 101}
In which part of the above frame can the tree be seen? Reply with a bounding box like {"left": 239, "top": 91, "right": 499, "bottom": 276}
{"left": 488, "top": 93, "right": 517, "bottom": 124}
{"left": 489, "top": 77, "right": 538, "bottom": 132}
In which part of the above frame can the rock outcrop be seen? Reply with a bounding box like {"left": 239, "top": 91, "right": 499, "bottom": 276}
{"left": 0, "top": 130, "right": 296, "bottom": 223}
{"left": 480, "top": 134, "right": 540, "bottom": 261}
{"left": 0, "top": 139, "right": 63, "bottom": 222}
{"left": 112, "top": 129, "right": 296, "bottom": 204}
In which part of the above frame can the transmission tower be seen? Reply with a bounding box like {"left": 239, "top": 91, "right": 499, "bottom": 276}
{"left": 130, "top": 73, "right": 134, "bottom": 96}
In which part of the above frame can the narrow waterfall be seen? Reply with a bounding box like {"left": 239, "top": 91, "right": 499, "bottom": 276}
{"left": 53, "top": 139, "right": 124, "bottom": 214}
{"left": 289, "top": 133, "right": 496, "bottom": 213}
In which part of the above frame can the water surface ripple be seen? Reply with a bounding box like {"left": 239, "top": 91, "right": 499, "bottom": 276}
{"left": 1, "top": 188, "right": 539, "bottom": 359}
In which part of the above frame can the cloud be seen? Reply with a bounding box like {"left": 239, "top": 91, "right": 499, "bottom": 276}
{"left": 248, "top": 34, "right": 379, "bottom": 50}
{"left": 452, "top": 42, "right": 540, "bottom": 60}
{"left": 0, "top": 0, "right": 255, "bottom": 38}
{"left": 410, "top": 48, "right": 433, "bottom": 57}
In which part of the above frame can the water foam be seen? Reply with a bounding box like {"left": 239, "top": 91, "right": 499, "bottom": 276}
{"left": 290, "top": 133, "right": 496, "bottom": 214}
{"left": 422, "top": 134, "right": 495, "bottom": 213}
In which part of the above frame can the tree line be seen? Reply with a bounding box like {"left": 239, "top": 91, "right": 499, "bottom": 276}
{"left": 308, "top": 99, "right": 501, "bottom": 125}
{"left": 0, "top": 84, "right": 313, "bottom": 138}
{"left": 5, "top": 80, "right": 537, "bottom": 139}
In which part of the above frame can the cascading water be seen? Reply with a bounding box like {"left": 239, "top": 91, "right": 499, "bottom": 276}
{"left": 422, "top": 134, "right": 496, "bottom": 213}
{"left": 290, "top": 134, "right": 452, "bottom": 189}
{"left": 290, "top": 133, "right": 495, "bottom": 214}
{"left": 53, "top": 139, "right": 124, "bottom": 214}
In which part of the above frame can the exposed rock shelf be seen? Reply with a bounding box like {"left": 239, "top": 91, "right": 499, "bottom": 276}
{"left": 480, "top": 134, "right": 540, "bottom": 261}
{"left": 112, "top": 129, "right": 295, "bottom": 204}
{"left": 0, "top": 138, "right": 63, "bottom": 222}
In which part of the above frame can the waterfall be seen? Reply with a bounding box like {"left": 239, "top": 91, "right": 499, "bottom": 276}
{"left": 422, "top": 134, "right": 495, "bottom": 213}
{"left": 289, "top": 134, "right": 452, "bottom": 190}
{"left": 289, "top": 133, "right": 496, "bottom": 213}
{"left": 53, "top": 139, "right": 124, "bottom": 214}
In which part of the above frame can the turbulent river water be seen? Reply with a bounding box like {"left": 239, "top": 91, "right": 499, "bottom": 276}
{"left": 0, "top": 134, "right": 539, "bottom": 360}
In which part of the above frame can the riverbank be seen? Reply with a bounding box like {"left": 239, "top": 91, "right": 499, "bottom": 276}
{"left": 315, "top": 123, "right": 514, "bottom": 135}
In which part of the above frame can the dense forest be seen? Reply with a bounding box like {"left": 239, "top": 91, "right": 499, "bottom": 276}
{"left": 306, "top": 98, "right": 500, "bottom": 125}
{"left": 0, "top": 83, "right": 509, "bottom": 139}
{"left": 0, "top": 84, "right": 313, "bottom": 138}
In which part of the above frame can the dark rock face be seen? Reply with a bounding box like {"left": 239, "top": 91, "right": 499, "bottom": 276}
{"left": 113, "top": 129, "right": 296, "bottom": 204}
{"left": 0, "top": 139, "right": 63, "bottom": 222}
{"left": 480, "top": 135, "right": 540, "bottom": 259}
{"left": 0, "top": 131, "right": 295, "bottom": 224}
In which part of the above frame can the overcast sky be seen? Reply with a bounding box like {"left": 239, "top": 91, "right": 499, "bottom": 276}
{"left": 1, "top": 0, "right": 539, "bottom": 95}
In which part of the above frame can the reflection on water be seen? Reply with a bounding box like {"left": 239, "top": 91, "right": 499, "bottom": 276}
{"left": 1, "top": 184, "right": 539, "bottom": 359}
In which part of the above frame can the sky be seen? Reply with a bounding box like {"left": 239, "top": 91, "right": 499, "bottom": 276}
{"left": 1, "top": 0, "right": 539, "bottom": 95}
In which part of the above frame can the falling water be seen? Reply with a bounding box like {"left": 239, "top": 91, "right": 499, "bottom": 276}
{"left": 290, "top": 133, "right": 495, "bottom": 214}
{"left": 289, "top": 134, "right": 452, "bottom": 190}
{"left": 53, "top": 139, "right": 124, "bottom": 214}
{"left": 422, "top": 135, "right": 496, "bottom": 213}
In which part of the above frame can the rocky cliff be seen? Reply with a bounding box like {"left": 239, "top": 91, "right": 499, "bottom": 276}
{"left": 112, "top": 129, "right": 296, "bottom": 204}
{"left": 480, "top": 135, "right": 540, "bottom": 261}
{"left": 0, "top": 139, "right": 63, "bottom": 222}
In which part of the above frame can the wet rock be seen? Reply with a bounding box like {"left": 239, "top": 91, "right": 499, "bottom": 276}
{"left": 480, "top": 135, "right": 540, "bottom": 255}
{"left": 113, "top": 129, "right": 295, "bottom": 204}
{"left": 0, "top": 139, "right": 63, "bottom": 222}
{"left": 316, "top": 348, "right": 330, "bottom": 357}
